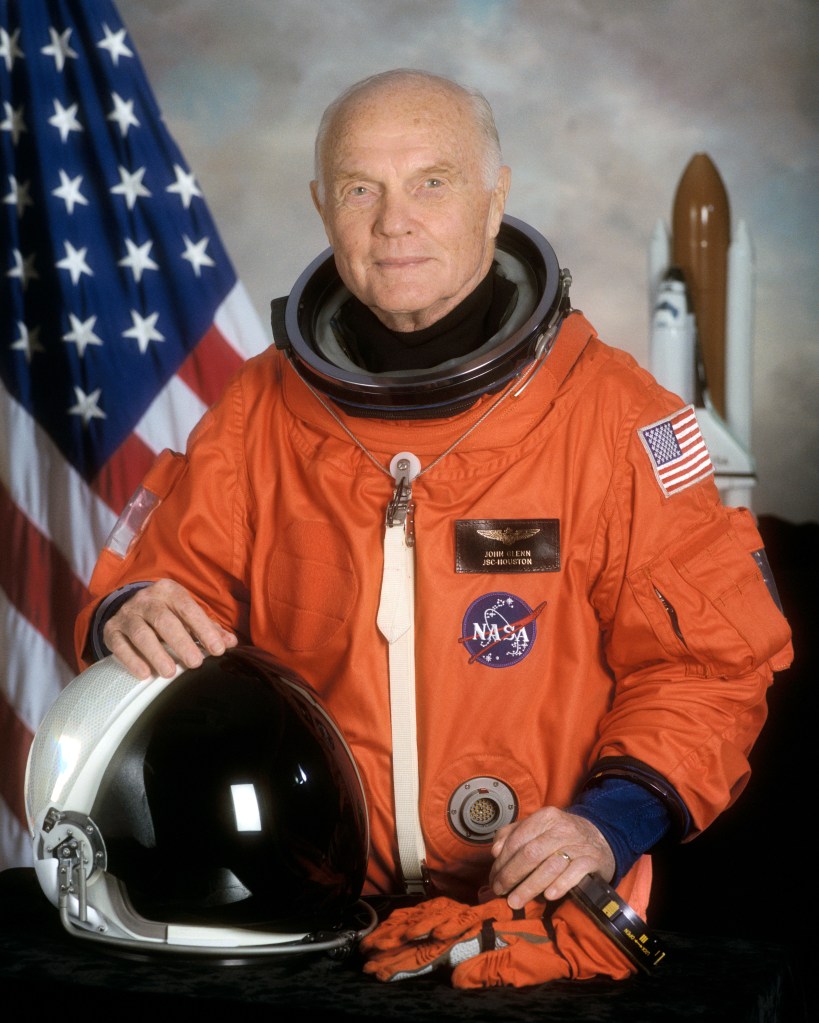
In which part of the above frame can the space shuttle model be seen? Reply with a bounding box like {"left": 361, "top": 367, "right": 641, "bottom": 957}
{"left": 649, "top": 153, "right": 755, "bottom": 509}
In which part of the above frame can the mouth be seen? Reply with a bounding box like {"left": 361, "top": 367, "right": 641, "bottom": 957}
{"left": 374, "top": 256, "right": 431, "bottom": 270}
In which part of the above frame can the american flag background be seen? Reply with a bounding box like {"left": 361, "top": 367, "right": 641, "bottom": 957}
{"left": 0, "top": 0, "right": 267, "bottom": 869}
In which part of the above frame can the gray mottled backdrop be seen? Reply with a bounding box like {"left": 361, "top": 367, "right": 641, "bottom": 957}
{"left": 116, "top": 0, "right": 818, "bottom": 523}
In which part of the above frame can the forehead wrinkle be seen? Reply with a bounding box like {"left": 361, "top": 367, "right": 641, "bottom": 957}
{"left": 326, "top": 83, "right": 479, "bottom": 162}
{"left": 325, "top": 117, "right": 482, "bottom": 200}
{"left": 336, "top": 157, "right": 461, "bottom": 180}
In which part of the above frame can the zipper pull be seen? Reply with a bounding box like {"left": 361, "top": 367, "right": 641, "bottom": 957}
{"left": 653, "top": 585, "right": 688, "bottom": 649}
{"left": 386, "top": 452, "right": 421, "bottom": 544}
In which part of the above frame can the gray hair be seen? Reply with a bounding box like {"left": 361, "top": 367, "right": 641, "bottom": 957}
{"left": 313, "top": 69, "right": 503, "bottom": 200}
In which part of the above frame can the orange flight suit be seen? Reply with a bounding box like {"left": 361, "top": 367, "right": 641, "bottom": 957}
{"left": 76, "top": 310, "right": 792, "bottom": 916}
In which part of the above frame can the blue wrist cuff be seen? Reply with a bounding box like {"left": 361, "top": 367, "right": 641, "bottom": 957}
{"left": 567, "top": 778, "right": 671, "bottom": 885}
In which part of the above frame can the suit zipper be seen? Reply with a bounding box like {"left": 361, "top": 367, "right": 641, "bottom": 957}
{"left": 653, "top": 586, "right": 688, "bottom": 649}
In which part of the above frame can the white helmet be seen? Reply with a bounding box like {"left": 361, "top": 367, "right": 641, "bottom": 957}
{"left": 25, "top": 647, "right": 374, "bottom": 958}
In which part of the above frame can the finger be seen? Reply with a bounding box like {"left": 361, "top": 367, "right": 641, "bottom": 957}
{"left": 220, "top": 626, "right": 239, "bottom": 649}
{"left": 120, "top": 580, "right": 232, "bottom": 651}
{"left": 540, "top": 850, "right": 586, "bottom": 902}
{"left": 107, "top": 596, "right": 201, "bottom": 677}
{"left": 105, "top": 626, "right": 178, "bottom": 680}
{"left": 506, "top": 847, "right": 606, "bottom": 908}
{"left": 170, "top": 595, "right": 235, "bottom": 658}
{"left": 504, "top": 867, "right": 559, "bottom": 910}
{"left": 131, "top": 605, "right": 206, "bottom": 672}
{"left": 490, "top": 821, "right": 515, "bottom": 859}
{"left": 489, "top": 816, "right": 550, "bottom": 891}
{"left": 489, "top": 818, "right": 538, "bottom": 882}
{"left": 490, "top": 828, "right": 570, "bottom": 905}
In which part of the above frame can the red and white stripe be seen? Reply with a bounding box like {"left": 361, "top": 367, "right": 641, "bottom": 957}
{"left": 0, "top": 281, "right": 267, "bottom": 868}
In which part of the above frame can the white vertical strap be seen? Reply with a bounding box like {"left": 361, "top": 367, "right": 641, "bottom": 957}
{"left": 377, "top": 522, "right": 427, "bottom": 894}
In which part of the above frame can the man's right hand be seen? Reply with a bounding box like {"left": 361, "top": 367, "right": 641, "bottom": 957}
{"left": 102, "top": 579, "right": 238, "bottom": 680}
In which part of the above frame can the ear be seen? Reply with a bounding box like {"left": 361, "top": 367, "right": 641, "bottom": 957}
{"left": 309, "top": 179, "right": 324, "bottom": 218}
{"left": 488, "top": 165, "right": 511, "bottom": 238}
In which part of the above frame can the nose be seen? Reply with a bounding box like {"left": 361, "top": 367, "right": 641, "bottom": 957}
{"left": 375, "top": 188, "right": 413, "bottom": 236}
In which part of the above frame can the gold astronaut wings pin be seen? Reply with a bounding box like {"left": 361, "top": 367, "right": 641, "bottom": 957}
{"left": 476, "top": 527, "right": 542, "bottom": 546}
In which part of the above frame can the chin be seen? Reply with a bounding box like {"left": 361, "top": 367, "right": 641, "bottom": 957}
{"left": 372, "top": 294, "right": 450, "bottom": 327}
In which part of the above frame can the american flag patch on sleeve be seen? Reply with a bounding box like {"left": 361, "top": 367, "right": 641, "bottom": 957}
{"left": 638, "top": 405, "right": 715, "bottom": 497}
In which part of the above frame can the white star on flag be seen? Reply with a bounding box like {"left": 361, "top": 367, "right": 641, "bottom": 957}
{"left": 56, "top": 241, "right": 93, "bottom": 284}
{"left": 52, "top": 170, "right": 89, "bottom": 214}
{"left": 1, "top": 101, "right": 26, "bottom": 145}
{"left": 118, "top": 238, "right": 159, "bottom": 282}
{"left": 3, "top": 175, "right": 33, "bottom": 218}
{"left": 48, "top": 98, "right": 83, "bottom": 142}
{"left": 63, "top": 314, "right": 104, "bottom": 357}
{"left": 7, "top": 249, "right": 38, "bottom": 290}
{"left": 108, "top": 91, "right": 139, "bottom": 137}
{"left": 182, "top": 235, "right": 216, "bottom": 276}
{"left": 122, "top": 309, "right": 165, "bottom": 353}
{"left": 111, "top": 164, "right": 151, "bottom": 208}
{"left": 41, "top": 26, "right": 79, "bottom": 72}
{"left": 10, "top": 321, "right": 44, "bottom": 363}
{"left": 167, "top": 164, "right": 203, "bottom": 208}
{"left": 68, "top": 385, "right": 106, "bottom": 426}
{"left": 0, "top": 26, "right": 24, "bottom": 72}
{"left": 97, "top": 23, "right": 133, "bottom": 65}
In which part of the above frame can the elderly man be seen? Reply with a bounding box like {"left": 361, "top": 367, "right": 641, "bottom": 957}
{"left": 75, "top": 70, "right": 791, "bottom": 987}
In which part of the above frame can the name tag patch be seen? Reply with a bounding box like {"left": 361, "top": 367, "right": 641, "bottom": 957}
{"left": 455, "top": 519, "right": 560, "bottom": 574}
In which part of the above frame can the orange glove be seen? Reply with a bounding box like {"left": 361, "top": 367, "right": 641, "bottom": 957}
{"left": 360, "top": 896, "right": 550, "bottom": 983}
{"left": 360, "top": 894, "right": 635, "bottom": 989}
{"left": 451, "top": 896, "right": 635, "bottom": 989}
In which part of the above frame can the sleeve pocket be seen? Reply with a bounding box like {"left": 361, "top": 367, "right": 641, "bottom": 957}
{"left": 628, "top": 508, "right": 792, "bottom": 677}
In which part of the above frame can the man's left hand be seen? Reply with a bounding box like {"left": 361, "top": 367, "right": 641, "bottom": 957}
{"left": 489, "top": 806, "right": 615, "bottom": 908}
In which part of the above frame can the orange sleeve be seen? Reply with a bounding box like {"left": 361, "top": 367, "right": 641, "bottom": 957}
{"left": 74, "top": 377, "right": 255, "bottom": 668}
{"left": 588, "top": 389, "right": 793, "bottom": 834}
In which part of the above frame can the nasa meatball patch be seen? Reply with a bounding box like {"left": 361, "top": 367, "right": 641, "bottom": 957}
{"left": 638, "top": 405, "right": 714, "bottom": 497}
{"left": 455, "top": 519, "right": 560, "bottom": 573}
{"left": 459, "top": 592, "right": 546, "bottom": 668}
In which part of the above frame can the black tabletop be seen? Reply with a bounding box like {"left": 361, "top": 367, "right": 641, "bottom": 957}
{"left": 0, "top": 867, "right": 807, "bottom": 1021}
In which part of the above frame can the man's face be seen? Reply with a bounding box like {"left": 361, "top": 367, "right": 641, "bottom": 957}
{"left": 311, "top": 83, "right": 510, "bottom": 332}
